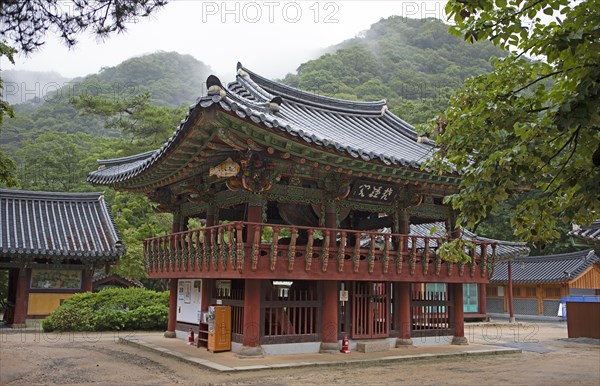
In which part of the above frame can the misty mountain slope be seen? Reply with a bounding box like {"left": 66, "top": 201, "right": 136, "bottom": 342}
{"left": 281, "top": 17, "right": 504, "bottom": 125}
{"left": 1, "top": 52, "right": 213, "bottom": 157}
{"left": 2, "top": 70, "right": 71, "bottom": 105}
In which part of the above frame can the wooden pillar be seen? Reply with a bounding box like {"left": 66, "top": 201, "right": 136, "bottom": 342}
{"left": 451, "top": 282, "right": 468, "bottom": 345}
{"left": 82, "top": 267, "right": 93, "bottom": 292}
{"left": 537, "top": 285, "right": 543, "bottom": 315}
{"left": 201, "top": 279, "right": 212, "bottom": 313}
{"left": 206, "top": 206, "right": 215, "bottom": 228}
{"left": 399, "top": 212, "right": 409, "bottom": 250}
{"left": 165, "top": 278, "right": 178, "bottom": 338}
{"left": 238, "top": 201, "right": 264, "bottom": 357}
{"left": 165, "top": 210, "right": 183, "bottom": 338}
{"left": 239, "top": 279, "right": 263, "bottom": 356}
{"left": 507, "top": 261, "right": 515, "bottom": 323}
{"left": 396, "top": 281, "right": 413, "bottom": 346}
{"left": 320, "top": 202, "right": 339, "bottom": 353}
{"left": 246, "top": 201, "right": 262, "bottom": 240}
{"left": 12, "top": 268, "right": 29, "bottom": 327}
{"left": 478, "top": 283, "right": 487, "bottom": 317}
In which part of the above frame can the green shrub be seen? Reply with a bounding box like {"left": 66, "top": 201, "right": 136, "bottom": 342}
{"left": 42, "top": 288, "right": 168, "bottom": 332}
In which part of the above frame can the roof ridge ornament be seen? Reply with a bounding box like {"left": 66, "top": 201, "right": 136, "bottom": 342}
{"left": 380, "top": 104, "right": 388, "bottom": 116}
{"left": 268, "top": 96, "right": 282, "bottom": 113}
{"left": 237, "top": 61, "right": 250, "bottom": 77}
{"left": 206, "top": 75, "right": 226, "bottom": 98}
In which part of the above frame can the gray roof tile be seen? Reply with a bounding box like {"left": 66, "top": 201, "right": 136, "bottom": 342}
{"left": 569, "top": 221, "right": 600, "bottom": 242}
{"left": 0, "top": 189, "right": 124, "bottom": 260}
{"left": 490, "top": 249, "right": 599, "bottom": 284}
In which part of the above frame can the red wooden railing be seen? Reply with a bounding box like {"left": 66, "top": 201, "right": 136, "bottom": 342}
{"left": 143, "top": 221, "right": 497, "bottom": 279}
{"left": 411, "top": 288, "right": 452, "bottom": 337}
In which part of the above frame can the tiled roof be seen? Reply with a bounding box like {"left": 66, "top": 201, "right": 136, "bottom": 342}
{"left": 93, "top": 273, "right": 143, "bottom": 288}
{"left": 569, "top": 221, "right": 600, "bottom": 243}
{"left": 0, "top": 189, "right": 124, "bottom": 260}
{"left": 410, "top": 222, "right": 530, "bottom": 262}
{"left": 490, "top": 249, "right": 599, "bottom": 284}
{"left": 88, "top": 62, "right": 436, "bottom": 185}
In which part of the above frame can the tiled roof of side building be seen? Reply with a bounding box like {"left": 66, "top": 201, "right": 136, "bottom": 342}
{"left": 569, "top": 220, "right": 600, "bottom": 243}
{"left": 410, "top": 222, "right": 530, "bottom": 262}
{"left": 88, "top": 63, "right": 436, "bottom": 185}
{"left": 490, "top": 249, "right": 599, "bottom": 284}
{"left": 0, "top": 189, "right": 125, "bottom": 260}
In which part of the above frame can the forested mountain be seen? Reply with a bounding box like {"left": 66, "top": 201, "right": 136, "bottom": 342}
{"left": 1, "top": 51, "right": 213, "bottom": 157}
{"left": 282, "top": 17, "right": 504, "bottom": 125}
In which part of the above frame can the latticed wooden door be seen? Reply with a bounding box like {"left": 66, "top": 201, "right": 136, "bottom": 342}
{"left": 351, "top": 282, "right": 390, "bottom": 338}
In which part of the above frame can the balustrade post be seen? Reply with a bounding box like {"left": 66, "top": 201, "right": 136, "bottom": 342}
{"left": 422, "top": 238, "right": 430, "bottom": 275}
{"left": 227, "top": 224, "right": 234, "bottom": 270}
{"left": 270, "top": 227, "right": 280, "bottom": 271}
{"left": 236, "top": 223, "right": 244, "bottom": 272}
{"left": 194, "top": 230, "right": 200, "bottom": 271}
{"left": 306, "top": 229, "right": 314, "bottom": 271}
{"left": 338, "top": 232, "right": 346, "bottom": 272}
{"left": 288, "top": 227, "right": 298, "bottom": 272}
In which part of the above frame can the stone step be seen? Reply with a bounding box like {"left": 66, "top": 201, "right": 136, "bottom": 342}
{"left": 356, "top": 340, "right": 390, "bottom": 353}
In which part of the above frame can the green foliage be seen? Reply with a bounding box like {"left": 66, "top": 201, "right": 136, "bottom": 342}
{"left": 111, "top": 192, "right": 172, "bottom": 279}
{"left": 437, "top": 238, "right": 474, "bottom": 264}
{"left": 426, "top": 0, "right": 600, "bottom": 248}
{"left": 475, "top": 193, "right": 582, "bottom": 256}
{"left": 42, "top": 288, "right": 168, "bottom": 332}
{"left": 0, "top": 42, "right": 18, "bottom": 187}
{"left": 0, "top": 42, "right": 16, "bottom": 127}
{"left": 0, "top": 270, "right": 8, "bottom": 311}
{"left": 17, "top": 131, "right": 104, "bottom": 192}
{"left": 0, "top": 150, "right": 17, "bottom": 188}
{"left": 72, "top": 91, "right": 186, "bottom": 147}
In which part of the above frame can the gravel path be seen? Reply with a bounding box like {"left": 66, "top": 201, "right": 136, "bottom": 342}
{"left": 1, "top": 323, "right": 598, "bottom": 385}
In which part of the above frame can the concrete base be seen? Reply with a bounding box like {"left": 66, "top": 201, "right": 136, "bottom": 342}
{"left": 356, "top": 340, "right": 390, "bottom": 353}
{"left": 164, "top": 331, "right": 176, "bottom": 338}
{"left": 451, "top": 336, "right": 469, "bottom": 345}
{"left": 395, "top": 338, "right": 413, "bottom": 347}
{"left": 236, "top": 345, "right": 265, "bottom": 358}
{"left": 319, "top": 342, "right": 340, "bottom": 354}
{"left": 509, "top": 316, "right": 516, "bottom": 323}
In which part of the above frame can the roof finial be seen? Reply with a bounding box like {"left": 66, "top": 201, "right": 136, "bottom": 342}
{"left": 380, "top": 104, "right": 388, "bottom": 116}
{"left": 206, "top": 75, "right": 226, "bottom": 98}
{"left": 237, "top": 61, "right": 250, "bottom": 77}
{"left": 268, "top": 96, "right": 283, "bottom": 113}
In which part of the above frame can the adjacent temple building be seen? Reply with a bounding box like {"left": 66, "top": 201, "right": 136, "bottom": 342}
{"left": 88, "top": 64, "right": 528, "bottom": 355}
{"left": 0, "top": 190, "right": 124, "bottom": 326}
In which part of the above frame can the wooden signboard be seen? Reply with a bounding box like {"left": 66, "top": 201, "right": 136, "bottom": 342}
{"left": 348, "top": 180, "right": 397, "bottom": 205}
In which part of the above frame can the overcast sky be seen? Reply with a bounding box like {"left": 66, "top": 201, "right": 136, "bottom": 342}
{"left": 4, "top": 1, "right": 448, "bottom": 81}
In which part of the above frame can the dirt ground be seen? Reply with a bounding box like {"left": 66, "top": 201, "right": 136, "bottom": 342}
{"left": 1, "top": 322, "right": 598, "bottom": 385}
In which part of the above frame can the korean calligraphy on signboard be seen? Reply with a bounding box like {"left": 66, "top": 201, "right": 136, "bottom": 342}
{"left": 348, "top": 179, "right": 397, "bottom": 204}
